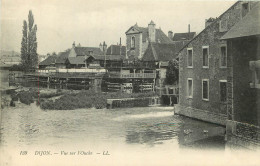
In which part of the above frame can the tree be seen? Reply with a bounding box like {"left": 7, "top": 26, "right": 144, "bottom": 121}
{"left": 165, "top": 59, "right": 179, "bottom": 85}
{"left": 20, "top": 10, "right": 38, "bottom": 71}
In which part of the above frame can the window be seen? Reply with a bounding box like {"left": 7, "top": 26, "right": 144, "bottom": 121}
{"left": 242, "top": 3, "right": 249, "bottom": 18}
{"left": 187, "top": 78, "right": 193, "bottom": 98}
{"left": 202, "top": 79, "right": 209, "bottom": 101}
{"left": 88, "top": 51, "right": 93, "bottom": 55}
{"left": 219, "top": 20, "right": 228, "bottom": 32}
{"left": 131, "top": 36, "right": 135, "bottom": 48}
{"left": 202, "top": 46, "right": 209, "bottom": 68}
{"left": 220, "top": 46, "right": 227, "bottom": 67}
{"left": 249, "top": 60, "right": 260, "bottom": 89}
{"left": 187, "top": 48, "right": 193, "bottom": 68}
{"left": 220, "top": 80, "right": 227, "bottom": 102}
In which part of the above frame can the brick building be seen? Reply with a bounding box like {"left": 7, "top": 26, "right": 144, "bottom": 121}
{"left": 176, "top": 1, "right": 259, "bottom": 125}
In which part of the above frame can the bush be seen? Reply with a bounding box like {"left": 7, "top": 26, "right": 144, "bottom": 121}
{"left": 39, "top": 90, "right": 158, "bottom": 110}
{"left": 18, "top": 91, "right": 35, "bottom": 105}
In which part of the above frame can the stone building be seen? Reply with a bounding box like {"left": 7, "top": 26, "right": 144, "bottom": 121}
{"left": 125, "top": 21, "right": 173, "bottom": 60}
{"left": 221, "top": 3, "right": 260, "bottom": 148}
{"left": 176, "top": 1, "right": 259, "bottom": 125}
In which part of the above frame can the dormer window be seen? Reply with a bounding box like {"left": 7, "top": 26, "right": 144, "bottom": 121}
{"left": 131, "top": 36, "right": 135, "bottom": 48}
{"left": 88, "top": 51, "right": 93, "bottom": 55}
{"left": 242, "top": 2, "right": 250, "bottom": 18}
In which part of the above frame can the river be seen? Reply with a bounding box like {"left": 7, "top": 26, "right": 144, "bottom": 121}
{"left": 1, "top": 102, "right": 240, "bottom": 165}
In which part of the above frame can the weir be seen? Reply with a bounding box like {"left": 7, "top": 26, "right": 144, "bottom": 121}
{"left": 106, "top": 96, "right": 161, "bottom": 109}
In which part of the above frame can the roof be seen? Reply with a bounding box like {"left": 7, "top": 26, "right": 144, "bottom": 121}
{"left": 126, "top": 25, "right": 173, "bottom": 43}
{"left": 74, "top": 47, "right": 103, "bottom": 56}
{"left": 172, "top": 32, "right": 196, "bottom": 41}
{"left": 177, "top": 1, "right": 240, "bottom": 54}
{"left": 221, "top": 3, "right": 260, "bottom": 40}
{"left": 67, "top": 57, "right": 85, "bottom": 65}
{"left": 56, "top": 50, "right": 70, "bottom": 64}
{"left": 39, "top": 55, "right": 57, "bottom": 66}
{"left": 86, "top": 55, "right": 125, "bottom": 61}
{"left": 106, "top": 45, "right": 126, "bottom": 55}
{"left": 142, "top": 43, "right": 179, "bottom": 61}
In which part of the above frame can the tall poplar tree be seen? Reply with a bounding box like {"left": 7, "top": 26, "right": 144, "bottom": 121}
{"left": 20, "top": 10, "right": 38, "bottom": 71}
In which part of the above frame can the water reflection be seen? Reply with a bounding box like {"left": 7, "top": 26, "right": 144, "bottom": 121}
{"left": 1, "top": 104, "right": 226, "bottom": 150}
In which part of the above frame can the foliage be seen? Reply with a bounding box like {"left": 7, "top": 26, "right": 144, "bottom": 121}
{"left": 20, "top": 10, "right": 38, "bottom": 72}
{"left": 9, "top": 64, "right": 24, "bottom": 71}
{"left": 18, "top": 91, "right": 35, "bottom": 105}
{"left": 165, "top": 59, "right": 179, "bottom": 85}
{"left": 40, "top": 90, "right": 158, "bottom": 110}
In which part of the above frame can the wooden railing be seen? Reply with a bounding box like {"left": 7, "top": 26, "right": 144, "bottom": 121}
{"left": 110, "top": 73, "right": 156, "bottom": 78}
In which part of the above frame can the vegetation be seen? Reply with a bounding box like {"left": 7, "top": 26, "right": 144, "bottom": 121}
{"left": 39, "top": 90, "right": 158, "bottom": 110}
{"left": 20, "top": 10, "right": 38, "bottom": 72}
{"left": 9, "top": 87, "right": 157, "bottom": 110}
{"left": 9, "top": 64, "right": 24, "bottom": 71}
{"left": 165, "top": 59, "right": 179, "bottom": 85}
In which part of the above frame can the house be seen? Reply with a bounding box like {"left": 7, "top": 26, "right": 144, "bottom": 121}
{"left": 168, "top": 25, "right": 196, "bottom": 43}
{"left": 221, "top": 3, "right": 260, "bottom": 148}
{"left": 106, "top": 42, "right": 126, "bottom": 57}
{"left": 66, "top": 42, "right": 106, "bottom": 68}
{"left": 55, "top": 50, "right": 70, "bottom": 69}
{"left": 125, "top": 21, "right": 173, "bottom": 60}
{"left": 176, "top": 1, "right": 259, "bottom": 125}
{"left": 142, "top": 43, "right": 179, "bottom": 86}
{"left": 39, "top": 54, "right": 57, "bottom": 69}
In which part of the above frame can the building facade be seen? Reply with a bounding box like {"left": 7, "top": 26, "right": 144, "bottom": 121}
{"left": 125, "top": 21, "right": 173, "bottom": 60}
{"left": 176, "top": 1, "right": 259, "bottom": 125}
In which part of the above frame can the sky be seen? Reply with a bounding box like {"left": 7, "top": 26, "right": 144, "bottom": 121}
{"left": 0, "top": 0, "right": 236, "bottom": 55}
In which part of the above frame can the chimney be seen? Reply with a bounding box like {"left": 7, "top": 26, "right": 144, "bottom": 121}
{"left": 188, "top": 24, "right": 191, "bottom": 40}
{"left": 168, "top": 31, "right": 173, "bottom": 39}
{"left": 148, "top": 20, "right": 156, "bottom": 42}
{"left": 119, "top": 37, "right": 122, "bottom": 46}
{"left": 99, "top": 43, "right": 103, "bottom": 52}
{"left": 103, "top": 41, "right": 107, "bottom": 53}
{"left": 72, "top": 41, "right": 76, "bottom": 48}
{"left": 77, "top": 43, "right": 81, "bottom": 47}
{"left": 205, "top": 18, "right": 215, "bottom": 28}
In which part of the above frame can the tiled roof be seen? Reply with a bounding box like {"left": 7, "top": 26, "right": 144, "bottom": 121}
{"left": 106, "top": 45, "right": 126, "bottom": 55}
{"left": 221, "top": 3, "right": 260, "bottom": 40}
{"left": 56, "top": 50, "right": 70, "bottom": 64}
{"left": 142, "top": 43, "right": 179, "bottom": 61}
{"left": 39, "top": 55, "right": 57, "bottom": 66}
{"left": 127, "top": 25, "right": 173, "bottom": 43}
{"left": 67, "top": 57, "right": 85, "bottom": 65}
{"left": 172, "top": 32, "right": 196, "bottom": 41}
{"left": 74, "top": 47, "right": 103, "bottom": 56}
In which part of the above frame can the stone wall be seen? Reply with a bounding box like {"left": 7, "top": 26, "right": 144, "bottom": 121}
{"left": 175, "top": 104, "right": 227, "bottom": 126}
{"left": 178, "top": 1, "right": 259, "bottom": 124}
{"left": 226, "top": 120, "right": 260, "bottom": 150}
